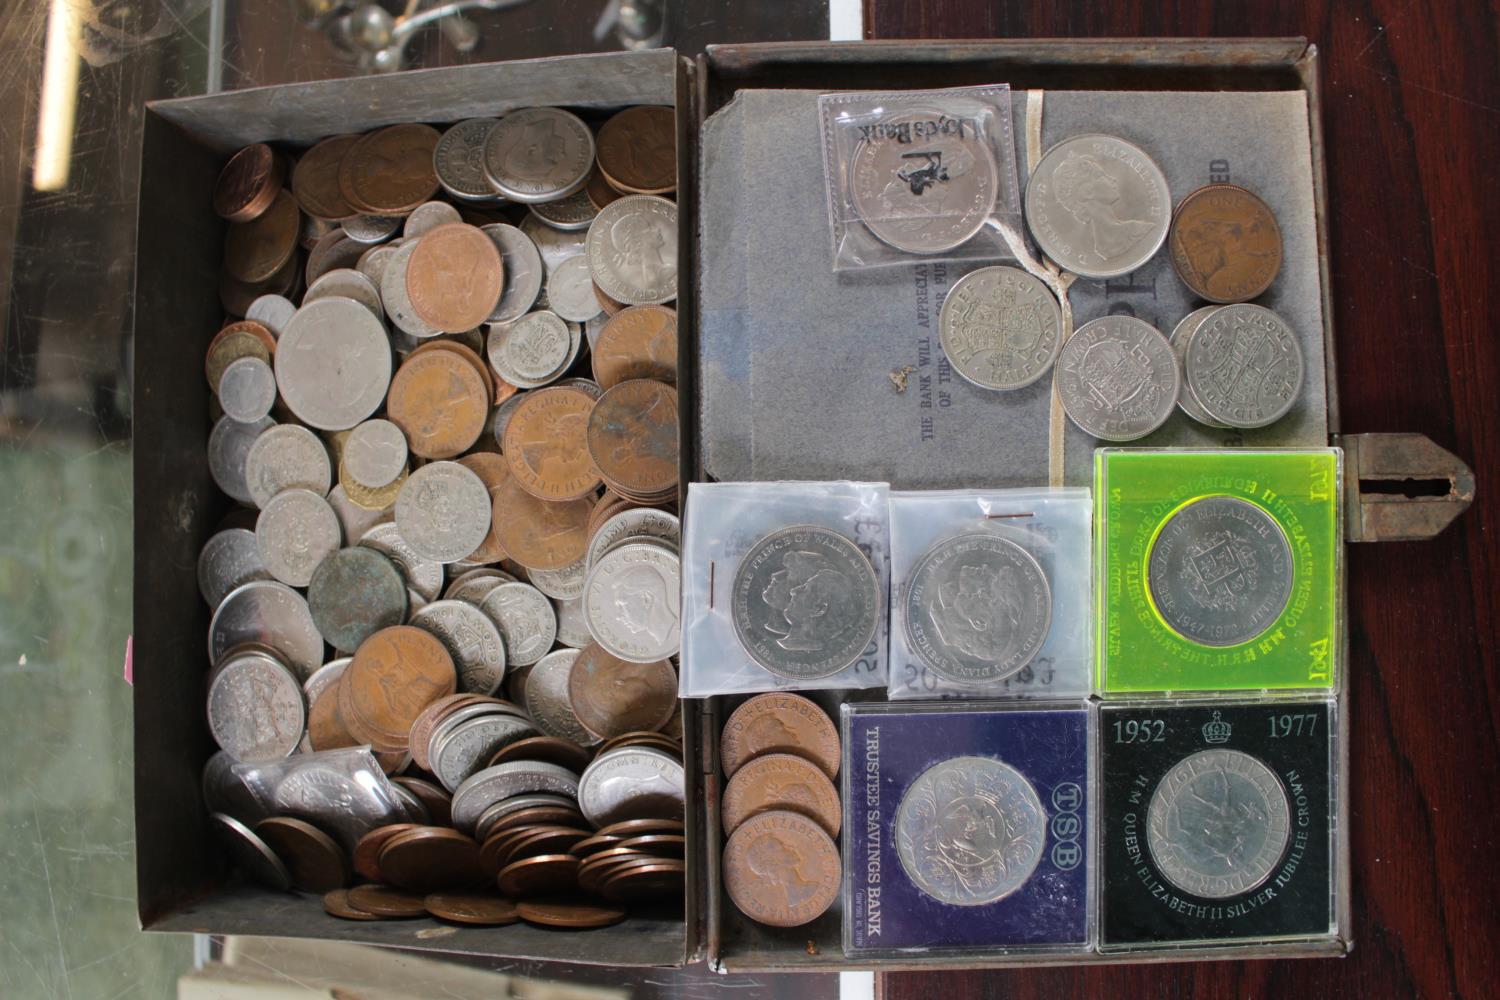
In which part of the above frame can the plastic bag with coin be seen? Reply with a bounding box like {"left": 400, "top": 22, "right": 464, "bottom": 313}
{"left": 888, "top": 488, "right": 1091, "bottom": 701}
{"left": 680, "top": 481, "right": 890, "bottom": 696}
{"left": 818, "top": 85, "right": 1022, "bottom": 271}
{"left": 231, "top": 748, "right": 406, "bottom": 851}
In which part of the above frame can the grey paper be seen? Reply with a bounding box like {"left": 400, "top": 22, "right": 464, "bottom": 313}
{"left": 697, "top": 89, "right": 1328, "bottom": 488}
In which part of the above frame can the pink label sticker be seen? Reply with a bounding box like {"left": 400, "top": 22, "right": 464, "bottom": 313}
{"left": 123, "top": 634, "right": 134, "bottom": 685}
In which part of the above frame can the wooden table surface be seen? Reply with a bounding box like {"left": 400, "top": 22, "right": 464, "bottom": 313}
{"left": 867, "top": 4, "right": 1499, "bottom": 998}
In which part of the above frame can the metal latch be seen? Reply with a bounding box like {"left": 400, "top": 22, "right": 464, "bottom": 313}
{"left": 1335, "top": 433, "right": 1474, "bottom": 542}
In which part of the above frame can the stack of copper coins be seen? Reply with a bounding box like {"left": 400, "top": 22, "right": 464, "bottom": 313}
{"left": 717, "top": 694, "right": 844, "bottom": 928}
{"left": 198, "top": 105, "right": 686, "bottom": 927}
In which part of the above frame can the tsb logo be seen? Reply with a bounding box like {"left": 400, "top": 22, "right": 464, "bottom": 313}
{"left": 1050, "top": 782, "right": 1084, "bottom": 870}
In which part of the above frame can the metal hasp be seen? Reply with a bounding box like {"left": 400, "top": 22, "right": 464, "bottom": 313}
{"left": 1336, "top": 433, "right": 1475, "bottom": 542}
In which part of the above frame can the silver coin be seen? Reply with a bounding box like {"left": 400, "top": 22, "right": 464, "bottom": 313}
{"left": 491, "top": 391, "right": 528, "bottom": 447}
{"left": 208, "top": 414, "right": 275, "bottom": 505}
{"left": 1148, "top": 496, "right": 1293, "bottom": 647}
{"left": 359, "top": 523, "right": 444, "bottom": 602}
{"left": 904, "top": 533, "right": 1052, "bottom": 685}
{"left": 302, "top": 658, "right": 350, "bottom": 705}
{"left": 432, "top": 712, "right": 538, "bottom": 793}
{"left": 393, "top": 461, "right": 491, "bottom": 564}
{"left": 274, "top": 297, "right": 392, "bottom": 431}
{"left": 305, "top": 231, "right": 366, "bottom": 287}
{"left": 482, "top": 107, "right": 594, "bottom": 203}
{"left": 356, "top": 242, "right": 400, "bottom": 290}
{"left": 1183, "top": 303, "right": 1304, "bottom": 429}
{"left": 523, "top": 649, "right": 600, "bottom": 747}
{"left": 478, "top": 582, "right": 557, "bottom": 667}
{"left": 480, "top": 223, "right": 544, "bottom": 324}
{"left": 343, "top": 418, "right": 409, "bottom": 489}
{"left": 938, "top": 266, "right": 1062, "bottom": 390}
{"left": 341, "top": 214, "right": 401, "bottom": 244}
{"left": 326, "top": 483, "right": 391, "bottom": 541}
{"left": 552, "top": 596, "right": 592, "bottom": 648}
{"left": 1147, "top": 748, "right": 1291, "bottom": 899}
{"left": 306, "top": 546, "right": 408, "bottom": 652}
{"left": 445, "top": 568, "right": 515, "bottom": 605}
{"left": 895, "top": 756, "right": 1047, "bottom": 906}
{"left": 557, "top": 376, "right": 603, "bottom": 401}
{"left": 209, "top": 580, "right": 324, "bottom": 680}
{"left": 451, "top": 761, "right": 582, "bottom": 833}
{"left": 203, "top": 752, "right": 268, "bottom": 824}
{"left": 198, "top": 527, "right": 272, "bottom": 607}
{"left": 271, "top": 761, "right": 395, "bottom": 848}
{"left": 434, "top": 118, "right": 502, "bottom": 200}
{"left": 245, "top": 294, "right": 296, "bottom": 339}
{"left": 1025, "top": 133, "right": 1170, "bottom": 279}
{"left": 217, "top": 356, "right": 278, "bottom": 423}
{"left": 302, "top": 270, "right": 383, "bottom": 321}
{"left": 586, "top": 195, "right": 677, "bottom": 306}
{"left": 850, "top": 108, "right": 999, "bottom": 255}
{"left": 531, "top": 187, "right": 598, "bottom": 231}
{"left": 584, "top": 313, "right": 608, "bottom": 351}
{"left": 473, "top": 793, "right": 578, "bottom": 843}
{"left": 1169, "top": 306, "right": 1231, "bottom": 428}
{"left": 403, "top": 200, "right": 463, "bottom": 240}
{"left": 426, "top": 702, "right": 525, "bottom": 771}
{"left": 528, "top": 556, "right": 586, "bottom": 601}
{"left": 411, "top": 598, "right": 508, "bottom": 695}
{"left": 254, "top": 488, "right": 341, "bottom": 588}
{"left": 486, "top": 310, "right": 571, "bottom": 386}
{"left": 732, "top": 525, "right": 880, "bottom": 679}
{"left": 546, "top": 254, "right": 604, "bottom": 322}
{"left": 243, "top": 424, "right": 331, "bottom": 509}
{"left": 586, "top": 508, "right": 681, "bottom": 571}
{"left": 206, "top": 647, "right": 305, "bottom": 762}
{"left": 577, "top": 746, "right": 685, "bottom": 828}
{"left": 583, "top": 542, "right": 681, "bottom": 662}
{"left": 1054, "top": 315, "right": 1179, "bottom": 441}
{"left": 210, "top": 813, "right": 291, "bottom": 891}
{"left": 379, "top": 240, "right": 442, "bottom": 338}
{"left": 522, "top": 212, "right": 587, "bottom": 273}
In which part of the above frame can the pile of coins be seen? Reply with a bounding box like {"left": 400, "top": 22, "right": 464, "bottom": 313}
{"left": 718, "top": 693, "right": 843, "bottom": 928}
{"left": 198, "top": 104, "right": 687, "bottom": 927}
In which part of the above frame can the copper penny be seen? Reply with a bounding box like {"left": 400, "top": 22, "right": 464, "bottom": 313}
{"left": 498, "top": 827, "right": 592, "bottom": 869}
{"left": 411, "top": 339, "right": 496, "bottom": 405}
{"left": 722, "top": 753, "right": 841, "bottom": 838}
{"left": 497, "top": 854, "right": 580, "bottom": 897}
{"left": 503, "top": 387, "right": 603, "bottom": 501}
{"left": 323, "top": 888, "right": 380, "bottom": 920}
{"left": 214, "top": 144, "right": 283, "bottom": 222}
{"left": 224, "top": 188, "right": 300, "bottom": 284}
{"left": 205, "top": 322, "right": 272, "bottom": 390}
{"left": 352, "top": 824, "right": 420, "bottom": 883}
{"left": 391, "top": 776, "right": 452, "bottom": 827}
{"left": 600, "top": 861, "right": 685, "bottom": 903}
{"left": 569, "top": 833, "right": 624, "bottom": 858}
{"left": 585, "top": 380, "right": 678, "bottom": 498}
{"left": 1169, "top": 183, "right": 1283, "bottom": 303}
{"left": 405, "top": 222, "right": 504, "bottom": 333}
{"left": 616, "top": 834, "right": 685, "bottom": 859}
{"left": 567, "top": 643, "right": 676, "bottom": 740}
{"left": 254, "top": 816, "right": 349, "bottom": 894}
{"left": 598, "top": 818, "right": 684, "bottom": 839}
{"left": 425, "top": 893, "right": 520, "bottom": 925}
{"left": 455, "top": 452, "right": 510, "bottom": 565}
{"left": 516, "top": 900, "right": 626, "bottom": 929}
{"left": 592, "top": 306, "right": 677, "bottom": 389}
{"left": 596, "top": 106, "right": 676, "bottom": 195}
{"left": 585, "top": 164, "right": 622, "bottom": 211}
{"left": 593, "top": 281, "right": 625, "bottom": 317}
{"left": 347, "top": 883, "right": 429, "bottom": 918}
{"left": 598, "top": 731, "right": 681, "bottom": 757}
{"left": 338, "top": 124, "right": 442, "bottom": 216}
{"left": 722, "top": 810, "right": 840, "bottom": 928}
{"left": 481, "top": 805, "right": 588, "bottom": 844}
{"left": 307, "top": 685, "right": 358, "bottom": 752}
{"left": 577, "top": 852, "right": 655, "bottom": 894}
{"left": 378, "top": 826, "right": 484, "bottom": 892}
{"left": 721, "top": 692, "right": 840, "bottom": 780}
{"left": 387, "top": 350, "right": 489, "bottom": 459}
{"left": 341, "top": 626, "right": 457, "bottom": 750}
{"left": 486, "top": 736, "right": 592, "bottom": 774}
{"left": 489, "top": 476, "right": 593, "bottom": 571}
{"left": 293, "top": 134, "right": 361, "bottom": 220}
{"left": 479, "top": 828, "right": 528, "bottom": 878}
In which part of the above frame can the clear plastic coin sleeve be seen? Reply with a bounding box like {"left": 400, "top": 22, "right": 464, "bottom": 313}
{"left": 887, "top": 488, "right": 1092, "bottom": 701}
{"left": 680, "top": 481, "right": 890, "bottom": 697}
{"left": 818, "top": 85, "right": 1022, "bottom": 271}
{"left": 229, "top": 747, "right": 407, "bottom": 850}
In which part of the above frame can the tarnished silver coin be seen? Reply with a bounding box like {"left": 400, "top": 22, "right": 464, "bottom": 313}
{"left": 356, "top": 242, "right": 399, "bottom": 290}
{"left": 850, "top": 108, "right": 999, "bottom": 255}
{"left": 732, "top": 525, "right": 880, "bottom": 680}
{"left": 486, "top": 310, "right": 571, "bottom": 387}
{"left": 587, "top": 195, "right": 677, "bottom": 306}
{"left": 938, "top": 266, "right": 1062, "bottom": 390}
{"left": 209, "top": 580, "right": 323, "bottom": 680}
{"left": 586, "top": 508, "right": 681, "bottom": 570}
{"left": 904, "top": 533, "right": 1052, "bottom": 685}
{"left": 577, "top": 746, "right": 685, "bottom": 828}
{"left": 199, "top": 527, "right": 272, "bottom": 607}
{"left": 557, "top": 375, "right": 603, "bottom": 401}
{"left": 1147, "top": 748, "right": 1291, "bottom": 899}
{"left": 208, "top": 415, "right": 274, "bottom": 505}
{"left": 326, "top": 484, "right": 390, "bottom": 542}
{"left": 217, "top": 356, "right": 278, "bottom": 423}
{"left": 524, "top": 649, "right": 601, "bottom": 747}
{"left": 302, "top": 270, "right": 383, "bottom": 320}
{"left": 432, "top": 712, "right": 538, "bottom": 793}
{"left": 358, "top": 522, "right": 443, "bottom": 602}
{"left": 206, "top": 647, "right": 305, "bottom": 762}
{"left": 478, "top": 582, "right": 557, "bottom": 667}
{"left": 481, "top": 223, "right": 544, "bottom": 323}
{"left": 445, "top": 568, "right": 515, "bottom": 605}
{"left": 302, "top": 657, "right": 350, "bottom": 705}
{"left": 491, "top": 391, "right": 528, "bottom": 447}
{"left": 527, "top": 557, "right": 586, "bottom": 601}
{"left": 246, "top": 294, "right": 296, "bottom": 339}
{"left": 895, "top": 756, "right": 1047, "bottom": 906}
{"left": 306, "top": 546, "right": 408, "bottom": 652}
{"left": 1148, "top": 496, "right": 1293, "bottom": 647}
{"left": 394, "top": 460, "right": 491, "bottom": 564}
{"left": 434, "top": 119, "right": 502, "bottom": 201}
{"left": 1054, "top": 315, "right": 1179, "bottom": 441}
{"left": 553, "top": 596, "right": 591, "bottom": 649}
{"left": 1184, "top": 303, "right": 1304, "bottom": 429}
{"left": 341, "top": 214, "right": 401, "bottom": 244}
{"left": 427, "top": 702, "right": 530, "bottom": 771}
{"left": 482, "top": 107, "right": 594, "bottom": 203}
{"left": 546, "top": 254, "right": 604, "bottom": 322}
{"left": 1169, "top": 306, "right": 1231, "bottom": 428}
{"left": 451, "top": 761, "right": 582, "bottom": 832}
{"left": 522, "top": 212, "right": 587, "bottom": 273}
{"left": 1025, "top": 133, "right": 1171, "bottom": 279}
{"left": 379, "top": 240, "right": 442, "bottom": 338}
{"left": 274, "top": 297, "right": 392, "bottom": 431}
{"left": 255, "top": 487, "right": 341, "bottom": 588}
{"left": 531, "top": 187, "right": 598, "bottom": 231}
{"left": 244, "top": 423, "right": 331, "bottom": 509}
{"left": 584, "top": 542, "right": 682, "bottom": 663}
{"left": 411, "top": 598, "right": 508, "bottom": 696}
{"left": 343, "top": 418, "right": 409, "bottom": 489}
{"left": 403, "top": 200, "right": 462, "bottom": 240}
{"left": 210, "top": 813, "right": 291, "bottom": 891}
